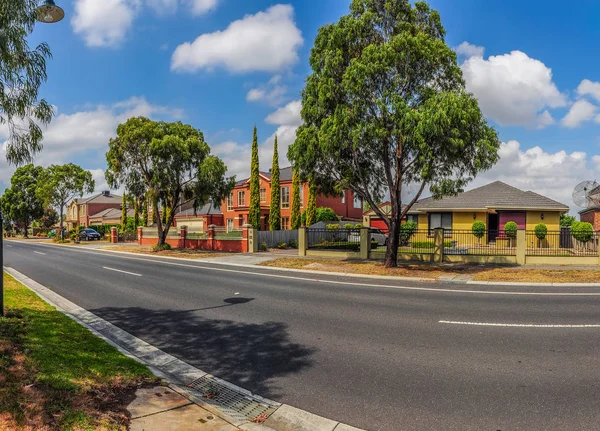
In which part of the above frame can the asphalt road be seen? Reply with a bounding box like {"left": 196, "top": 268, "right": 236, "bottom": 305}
{"left": 5, "top": 241, "right": 600, "bottom": 430}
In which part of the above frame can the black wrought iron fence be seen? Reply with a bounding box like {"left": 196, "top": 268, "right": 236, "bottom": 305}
{"left": 442, "top": 230, "right": 517, "bottom": 256}
{"left": 118, "top": 231, "right": 138, "bottom": 242}
{"left": 526, "top": 230, "right": 599, "bottom": 256}
{"left": 307, "top": 228, "right": 360, "bottom": 251}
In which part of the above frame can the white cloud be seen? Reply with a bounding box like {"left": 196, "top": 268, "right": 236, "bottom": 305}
{"left": 576, "top": 79, "right": 600, "bottom": 102}
{"left": 472, "top": 140, "right": 592, "bottom": 212}
{"left": 455, "top": 41, "right": 484, "bottom": 58}
{"left": 265, "top": 100, "right": 302, "bottom": 126}
{"left": 246, "top": 75, "right": 288, "bottom": 106}
{"left": 72, "top": 0, "right": 139, "bottom": 48}
{"left": 185, "top": 0, "right": 219, "bottom": 16}
{"left": 0, "top": 97, "right": 183, "bottom": 193}
{"left": 461, "top": 50, "right": 567, "bottom": 127}
{"left": 561, "top": 99, "right": 598, "bottom": 128}
{"left": 171, "top": 4, "right": 303, "bottom": 73}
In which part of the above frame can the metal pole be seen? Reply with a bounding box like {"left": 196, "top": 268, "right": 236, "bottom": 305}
{"left": 0, "top": 208, "right": 4, "bottom": 317}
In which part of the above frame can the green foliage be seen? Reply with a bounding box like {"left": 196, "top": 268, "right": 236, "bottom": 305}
{"left": 269, "top": 136, "right": 281, "bottom": 230}
{"left": 105, "top": 117, "right": 234, "bottom": 246}
{"left": 291, "top": 167, "right": 301, "bottom": 230}
{"left": 134, "top": 198, "right": 140, "bottom": 229}
{"left": 249, "top": 126, "right": 261, "bottom": 229}
{"left": 399, "top": 220, "right": 418, "bottom": 245}
{"left": 37, "top": 163, "right": 95, "bottom": 240}
{"left": 534, "top": 223, "right": 548, "bottom": 240}
{"left": 472, "top": 221, "right": 486, "bottom": 239}
{"left": 354, "top": 223, "right": 363, "bottom": 229}
{"left": 152, "top": 243, "right": 172, "bottom": 252}
{"left": 301, "top": 206, "right": 340, "bottom": 226}
{"left": 560, "top": 214, "right": 576, "bottom": 228}
{"left": 259, "top": 242, "right": 268, "bottom": 252}
{"left": 142, "top": 195, "right": 149, "bottom": 227}
{"left": 326, "top": 223, "right": 340, "bottom": 230}
{"left": 305, "top": 177, "right": 317, "bottom": 226}
{"left": 288, "top": 0, "right": 500, "bottom": 267}
{"left": 39, "top": 206, "right": 58, "bottom": 230}
{"left": 288, "top": 239, "right": 298, "bottom": 248}
{"left": 411, "top": 240, "right": 453, "bottom": 249}
{"left": 121, "top": 193, "right": 128, "bottom": 227}
{"left": 504, "top": 221, "right": 518, "bottom": 238}
{"left": 1, "top": 164, "right": 45, "bottom": 237}
{"left": 572, "top": 221, "right": 594, "bottom": 243}
{"left": 1, "top": 1, "right": 54, "bottom": 165}
{"left": 276, "top": 242, "right": 287, "bottom": 249}
{"left": 344, "top": 223, "right": 355, "bottom": 229}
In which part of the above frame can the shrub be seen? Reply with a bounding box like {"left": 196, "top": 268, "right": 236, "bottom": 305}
{"left": 399, "top": 220, "right": 417, "bottom": 245}
{"left": 343, "top": 223, "right": 355, "bottom": 229}
{"left": 534, "top": 223, "right": 547, "bottom": 240}
{"left": 259, "top": 242, "right": 268, "bottom": 252}
{"left": 288, "top": 239, "right": 298, "bottom": 248}
{"left": 472, "top": 221, "right": 486, "bottom": 243}
{"left": 152, "top": 243, "right": 171, "bottom": 252}
{"left": 326, "top": 223, "right": 340, "bottom": 230}
{"left": 276, "top": 242, "right": 287, "bottom": 249}
{"left": 410, "top": 240, "right": 453, "bottom": 249}
{"left": 301, "top": 207, "right": 340, "bottom": 225}
{"left": 354, "top": 223, "right": 362, "bottom": 229}
{"left": 572, "top": 221, "right": 594, "bottom": 243}
{"left": 504, "top": 221, "right": 518, "bottom": 238}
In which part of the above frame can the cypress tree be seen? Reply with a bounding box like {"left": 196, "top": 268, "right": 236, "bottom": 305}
{"left": 248, "top": 126, "right": 261, "bottom": 229}
{"left": 134, "top": 197, "right": 140, "bottom": 229}
{"left": 306, "top": 176, "right": 317, "bottom": 227}
{"left": 142, "top": 195, "right": 149, "bottom": 226}
{"left": 291, "top": 166, "right": 301, "bottom": 230}
{"left": 269, "top": 136, "right": 281, "bottom": 230}
{"left": 121, "top": 193, "right": 127, "bottom": 228}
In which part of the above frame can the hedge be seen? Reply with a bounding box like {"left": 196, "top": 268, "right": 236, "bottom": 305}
{"left": 572, "top": 221, "right": 594, "bottom": 243}
{"left": 410, "top": 240, "right": 453, "bottom": 249}
{"left": 504, "top": 221, "right": 518, "bottom": 238}
{"left": 534, "top": 223, "right": 547, "bottom": 240}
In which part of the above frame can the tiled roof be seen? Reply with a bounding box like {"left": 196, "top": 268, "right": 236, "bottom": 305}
{"left": 175, "top": 202, "right": 221, "bottom": 217}
{"left": 410, "top": 181, "right": 569, "bottom": 212}
{"left": 89, "top": 207, "right": 134, "bottom": 219}
{"left": 235, "top": 166, "right": 294, "bottom": 186}
{"left": 74, "top": 192, "right": 122, "bottom": 205}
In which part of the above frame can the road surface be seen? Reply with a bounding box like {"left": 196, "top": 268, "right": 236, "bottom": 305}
{"left": 5, "top": 241, "right": 600, "bottom": 430}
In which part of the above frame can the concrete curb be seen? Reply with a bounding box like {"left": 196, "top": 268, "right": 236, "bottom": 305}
{"left": 3, "top": 267, "right": 365, "bottom": 431}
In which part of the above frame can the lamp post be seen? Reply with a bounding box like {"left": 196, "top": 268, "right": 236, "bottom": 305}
{"left": 0, "top": 1, "right": 64, "bottom": 317}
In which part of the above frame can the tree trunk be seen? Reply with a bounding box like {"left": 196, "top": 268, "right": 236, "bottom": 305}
{"left": 154, "top": 196, "right": 164, "bottom": 246}
{"left": 384, "top": 197, "right": 402, "bottom": 268}
{"left": 59, "top": 206, "right": 64, "bottom": 241}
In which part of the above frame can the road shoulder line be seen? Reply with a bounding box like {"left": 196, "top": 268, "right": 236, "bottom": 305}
{"left": 3, "top": 267, "right": 363, "bottom": 431}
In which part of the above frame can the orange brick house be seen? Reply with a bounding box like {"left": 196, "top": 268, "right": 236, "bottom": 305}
{"left": 66, "top": 191, "right": 123, "bottom": 229}
{"left": 221, "top": 167, "right": 363, "bottom": 231}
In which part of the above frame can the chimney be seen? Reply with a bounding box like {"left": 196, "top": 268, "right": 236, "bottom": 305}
{"left": 103, "top": 190, "right": 110, "bottom": 197}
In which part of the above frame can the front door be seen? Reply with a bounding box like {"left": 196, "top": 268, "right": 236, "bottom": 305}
{"left": 488, "top": 213, "right": 499, "bottom": 242}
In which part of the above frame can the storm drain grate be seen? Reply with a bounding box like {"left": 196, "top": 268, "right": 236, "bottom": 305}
{"left": 188, "top": 375, "right": 279, "bottom": 423}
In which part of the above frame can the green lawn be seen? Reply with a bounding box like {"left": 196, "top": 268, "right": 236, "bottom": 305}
{"left": 0, "top": 273, "right": 158, "bottom": 430}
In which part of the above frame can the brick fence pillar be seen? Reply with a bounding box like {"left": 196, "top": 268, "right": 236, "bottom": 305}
{"left": 208, "top": 224, "right": 216, "bottom": 251}
{"left": 242, "top": 224, "right": 252, "bottom": 253}
{"left": 516, "top": 229, "right": 526, "bottom": 265}
{"left": 298, "top": 227, "right": 307, "bottom": 256}
{"left": 111, "top": 227, "right": 118, "bottom": 244}
{"left": 180, "top": 225, "right": 187, "bottom": 249}
{"left": 137, "top": 227, "right": 143, "bottom": 245}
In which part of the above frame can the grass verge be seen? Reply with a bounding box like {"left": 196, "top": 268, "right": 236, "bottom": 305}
{"left": 0, "top": 273, "right": 158, "bottom": 430}
{"left": 102, "top": 246, "right": 229, "bottom": 259}
{"left": 260, "top": 258, "right": 600, "bottom": 283}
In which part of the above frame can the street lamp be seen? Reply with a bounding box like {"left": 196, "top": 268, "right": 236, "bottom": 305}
{"left": 35, "top": 0, "right": 65, "bottom": 24}
{"left": 0, "top": 1, "right": 64, "bottom": 317}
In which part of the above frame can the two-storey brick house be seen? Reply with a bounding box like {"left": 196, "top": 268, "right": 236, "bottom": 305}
{"left": 66, "top": 191, "right": 123, "bottom": 229}
{"left": 221, "top": 166, "right": 363, "bottom": 231}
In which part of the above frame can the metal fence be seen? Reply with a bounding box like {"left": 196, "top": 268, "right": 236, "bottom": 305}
{"left": 371, "top": 228, "right": 439, "bottom": 254}
{"left": 442, "top": 230, "right": 517, "bottom": 256}
{"left": 118, "top": 232, "right": 138, "bottom": 242}
{"left": 307, "top": 228, "right": 360, "bottom": 251}
{"left": 258, "top": 230, "right": 298, "bottom": 248}
{"left": 214, "top": 226, "right": 242, "bottom": 239}
{"left": 525, "top": 230, "right": 599, "bottom": 256}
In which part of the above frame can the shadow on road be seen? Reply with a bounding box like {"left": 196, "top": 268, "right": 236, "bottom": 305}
{"left": 89, "top": 305, "right": 315, "bottom": 398}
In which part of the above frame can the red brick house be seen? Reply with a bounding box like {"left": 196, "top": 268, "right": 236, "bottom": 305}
{"left": 221, "top": 167, "right": 363, "bottom": 231}
{"left": 66, "top": 191, "right": 123, "bottom": 229}
{"left": 579, "top": 208, "right": 600, "bottom": 230}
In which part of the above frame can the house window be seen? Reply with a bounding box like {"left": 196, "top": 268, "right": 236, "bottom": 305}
{"left": 237, "top": 190, "right": 246, "bottom": 207}
{"left": 281, "top": 217, "right": 290, "bottom": 230}
{"left": 281, "top": 186, "right": 290, "bottom": 209}
{"left": 299, "top": 186, "right": 304, "bottom": 208}
{"left": 341, "top": 193, "right": 345, "bottom": 204}
{"left": 80, "top": 205, "right": 86, "bottom": 216}
{"left": 406, "top": 214, "right": 419, "bottom": 225}
{"left": 353, "top": 193, "right": 362, "bottom": 209}
{"left": 227, "top": 194, "right": 233, "bottom": 211}
{"left": 227, "top": 218, "right": 234, "bottom": 232}
{"left": 428, "top": 213, "right": 452, "bottom": 233}
{"left": 260, "top": 188, "right": 266, "bottom": 203}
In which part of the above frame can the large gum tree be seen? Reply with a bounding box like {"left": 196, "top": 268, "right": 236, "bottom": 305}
{"left": 288, "top": 0, "right": 500, "bottom": 267}
{"left": 105, "top": 117, "right": 235, "bottom": 246}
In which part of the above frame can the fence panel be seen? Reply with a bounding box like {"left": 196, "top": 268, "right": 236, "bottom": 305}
{"left": 371, "top": 228, "right": 437, "bottom": 254}
{"left": 118, "top": 232, "right": 138, "bottom": 242}
{"left": 214, "top": 226, "right": 242, "bottom": 239}
{"left": 443, "top": 230, "right": 516, "bottom": 256}
{"left": 526, "top": 230, "right": 599, "bottom": 256}
{"left": 307, "top": 228, "right": 360, "bottom": 251}
{"left": 258, "top": 230, "right": 298, "bottom": 248}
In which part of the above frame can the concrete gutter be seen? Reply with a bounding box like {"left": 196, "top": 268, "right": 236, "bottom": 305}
{"left": 4, "top": 267, "right": 364, "bottom": 431}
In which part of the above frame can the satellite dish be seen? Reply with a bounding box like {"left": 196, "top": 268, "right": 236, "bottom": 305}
{"left": 572, "top": 180, "right": 600, "bottom": 208}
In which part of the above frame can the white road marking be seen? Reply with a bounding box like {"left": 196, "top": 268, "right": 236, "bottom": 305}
{"left": 11, "top": 240, "right": 600, "bottom": 297}
{"left": 5, "top": 245, "right": 12, "bottom": 248}
{"left": 33, "top": 251, "right": 46, "bottom": 255}
{"left": 102, "top": 267, "right": 142, "bottom": 277}
{"left": 439, "top": 320, "right": 600, "bottom": 328}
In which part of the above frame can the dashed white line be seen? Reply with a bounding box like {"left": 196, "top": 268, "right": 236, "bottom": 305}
{"left": 5, "top": 245, "right": 12, "bottom": 248}
{"left": 33, "top": 251, "right": 46, "bottom": 255}
{"left": 102, "top": 267, "right": 142, "bottom": 277}
{"left": 439, "top": 320, "right": 600, "bottom": 328}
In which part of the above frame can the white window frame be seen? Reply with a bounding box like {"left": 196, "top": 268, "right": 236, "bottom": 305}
{"left": 353, "top": 194, "right": 362, "bottom": 209}
{"left": 260, "top": 188, "right": 266, "bottom": 203}
{"left": 237, "top": 190, "right": 245, "bottom": 207}
{"left": 227, "top": 194, "right": 233, "bottom": 211}
{"left": 281, "top": 186, "right": 290, "bottom": 209}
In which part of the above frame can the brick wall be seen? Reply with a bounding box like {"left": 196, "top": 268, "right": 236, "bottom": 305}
{"left": 580, "top": 210, "right": 600, "bottom": 231}
{"left": 317, "top": 190, "right": 363, "bottom": 220}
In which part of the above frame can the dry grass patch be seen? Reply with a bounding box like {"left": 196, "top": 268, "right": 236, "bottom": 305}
{"left": 102, "top": 246, "right": 229, "bottom": 259}
{"left": 472, "top": 269, "right": 600, "bottom": 283}
{"left": 0, "top": 274, "right": 158, "bottom": 430}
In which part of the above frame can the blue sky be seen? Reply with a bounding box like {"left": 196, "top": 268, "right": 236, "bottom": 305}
{"left": 3, "top": 0, "right": 600, "bottom": 212}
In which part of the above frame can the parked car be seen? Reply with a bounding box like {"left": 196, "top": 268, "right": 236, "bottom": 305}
{"left": 348, "top": 228, "right": 388, "bottom": 246}
{"left": 79, "top": 228, "right": 102, "bottom": 241}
